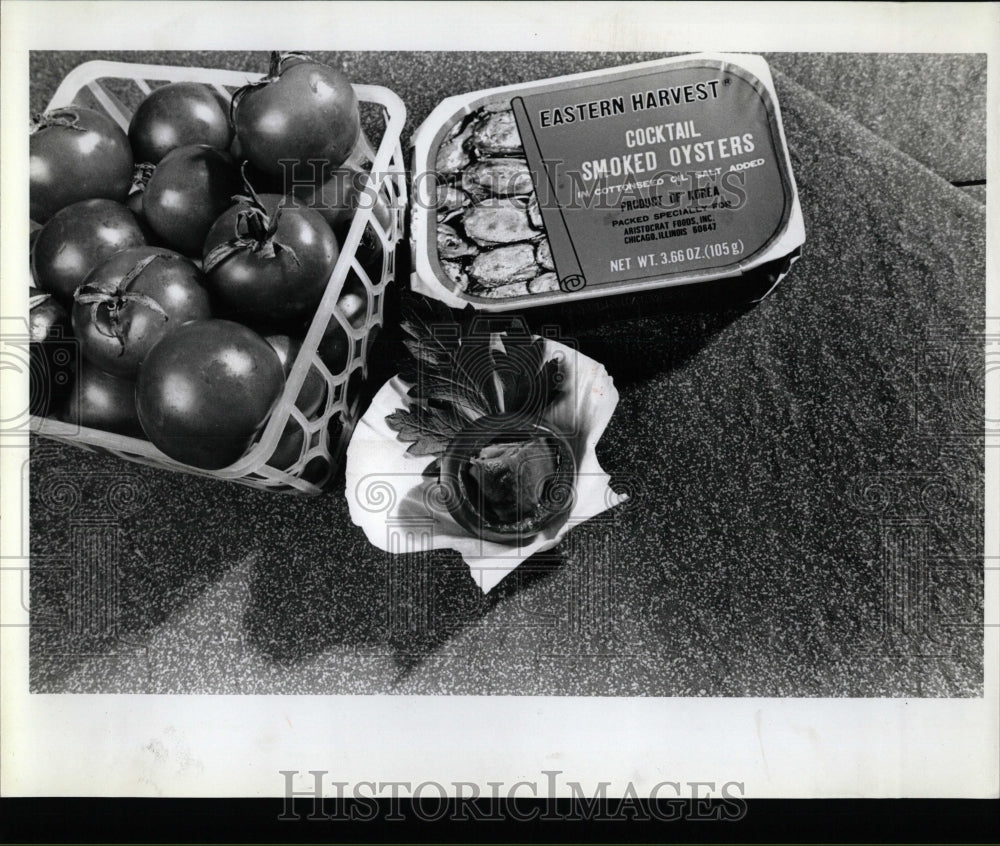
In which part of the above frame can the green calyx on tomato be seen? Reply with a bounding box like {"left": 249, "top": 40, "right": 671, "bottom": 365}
{"left": 203, "top": 169, "right": 300, "bottom": 270}
{"left": 201, "top": 166, "right": 338, "bottom": 327}
{"left": 73, "top": 254, "right": 170, "bottom": 355}
{"left": 30, "top": 110, "right": 88, "bottom": 135}
{"left": 71, "top": 246, "right": 211, "bottom": 380}
{"left": 227, "top": 52, "right": 304, "bottom": 123}
{"left": 130, "top": 162, "right": 156, "bottom": 194}
{"left": 29, "top": 289, "right": 57, "bottom": 313}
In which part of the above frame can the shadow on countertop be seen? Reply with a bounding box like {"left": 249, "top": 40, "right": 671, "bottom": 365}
{"left": 238, "top": 473, "right": 593, "bottom": 679}
{"left": 28, "top": 440, "right": 274, "bottom": 689}
{"left": 240, "top": 537, "right": 487, "bottom": 677}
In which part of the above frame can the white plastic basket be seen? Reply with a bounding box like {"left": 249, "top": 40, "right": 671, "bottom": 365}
{"left": 29, "top": 60, "right": 408, "bottom": 495}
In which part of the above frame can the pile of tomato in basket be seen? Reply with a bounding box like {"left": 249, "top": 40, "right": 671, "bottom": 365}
{"left": 29, "top": 52, "right": 392, "bottom": 472}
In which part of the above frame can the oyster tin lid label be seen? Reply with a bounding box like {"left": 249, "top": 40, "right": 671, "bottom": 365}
{"left": 410, "top": 54, "right": 805, "bottom": 311}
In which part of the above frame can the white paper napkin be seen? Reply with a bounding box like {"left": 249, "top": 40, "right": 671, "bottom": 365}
{"left": 345, "top": 337, "right": 626, "bottom": 593}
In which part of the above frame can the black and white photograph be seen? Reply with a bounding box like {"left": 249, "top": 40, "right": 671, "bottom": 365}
{"left": 1, "top": 0, "right": 997, "bottom": 815}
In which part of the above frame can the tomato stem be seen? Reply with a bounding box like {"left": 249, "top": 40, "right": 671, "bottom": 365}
{"left": 267, "top": 51, "right": 283, "bottom": 78}
{"left": 119, "top": 254, "right": 160, "bottom": 291}
{"left": 123, "top": 292, "right": 171, "bottom": 322}
{"left": 30, "top": 109, "right": 87, "bottom": 135}
{"left": 277, "top": 51, "right": 313, "bottom": 71}
{"left": 73, "top": 256, "right": 170, "bottom": 355}
{"left": 230, "top": 53, "right": 286, "bottom": 127}
{"left": 241, "top": 206, "right": 271, "bottom": 243}
{"left": 204, "top": 165, "right": 301, "bottom": 271}
{"left": 130, "top": 162, "right": 156, "bottom": 192}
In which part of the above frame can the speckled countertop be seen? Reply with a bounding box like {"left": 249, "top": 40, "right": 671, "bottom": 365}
{"left": 28, "top": 52, "right": 985, "bottom": 695}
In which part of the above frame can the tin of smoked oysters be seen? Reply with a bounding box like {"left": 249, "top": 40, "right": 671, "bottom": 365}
{"left": 410, "top": 52, "right": 804, "bottom": 310}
